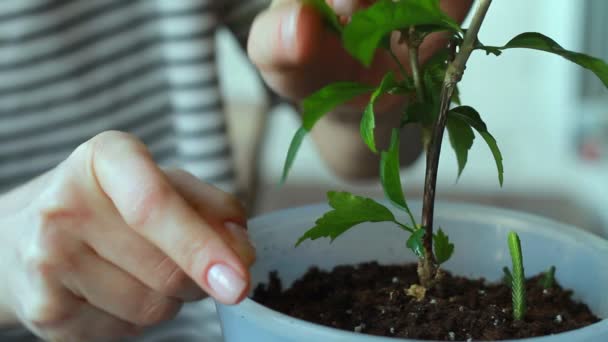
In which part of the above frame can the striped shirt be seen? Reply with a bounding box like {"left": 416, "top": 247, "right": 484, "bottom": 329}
{"left": 0, "top": 0, "right": 269, "bottom": 194}
{"left": 0, "top": 0, "right": 269, "bottom": 340}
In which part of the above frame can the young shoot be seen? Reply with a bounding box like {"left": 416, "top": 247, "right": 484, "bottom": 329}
{"left": 281, "top": 0, "right": 608, "bottom": 289}
{"left": 508, "top": 231, "right": 526, "bottom": 321}
{"left": 540, "top": 265, "right": 556, "bottom": 289}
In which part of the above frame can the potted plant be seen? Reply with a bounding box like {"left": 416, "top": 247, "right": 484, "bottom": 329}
{"left": 216, "top": 0, "right": 608, "bottom": 340}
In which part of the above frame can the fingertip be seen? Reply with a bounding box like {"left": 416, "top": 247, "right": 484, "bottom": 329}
{"left": 249, "top": 2, "right": 324, "bottom": 70}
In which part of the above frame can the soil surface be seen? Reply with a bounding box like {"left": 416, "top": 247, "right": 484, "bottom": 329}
{"left": 253, "top": 262, "right": 599, "bottom": 341}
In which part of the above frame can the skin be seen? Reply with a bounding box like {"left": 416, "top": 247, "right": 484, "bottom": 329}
{"left": 249, "top": 0, "right": 473, "bottom": 179}
{"left": 0, "top": 132, "right": 255, "bottom": 341}
{"left": 0, "top": 1, "right": 472, "bottom": 341}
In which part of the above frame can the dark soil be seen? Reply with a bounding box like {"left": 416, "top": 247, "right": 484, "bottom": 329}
{"left": 252, "top": 262, "right": 599, "bottom": 341}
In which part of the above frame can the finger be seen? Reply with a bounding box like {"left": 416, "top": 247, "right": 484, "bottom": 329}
{"left": 62, "top": 247, "right": 181, "bottom": 327}
{"left": 85, "top": 131, "right": 252, "bottom": 304}
{"left": 82, "top": 212, "right": 204, "bottom": 302}
{"left": 249, "top": 2, "right": 386, "bottom": 100}
{"left": 165, "top": 169, "right": 255, "bottom": 267}
{"left": 47, "top": 303, "right": 138, "bottom": 342}
{"left": 20, "top": 287, "right": 136, "bottom": 342}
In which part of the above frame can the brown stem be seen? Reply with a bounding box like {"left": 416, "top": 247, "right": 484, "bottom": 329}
{"left": 407, "top": 27, "right": 425, "bottom": 103}
{"left": 418, "top": 0, "right": 493, "bottom": 287}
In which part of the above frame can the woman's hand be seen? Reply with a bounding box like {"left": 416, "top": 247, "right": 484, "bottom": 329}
{"left": 0, "top": 131, "right": 255, "bottom": 341}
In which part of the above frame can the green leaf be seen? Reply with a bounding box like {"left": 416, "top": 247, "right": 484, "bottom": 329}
{"left": 281, "top": 82, "right": 374, "bottom": 183}
{"left": 301, "top": 0, "right": 343, "bottom": 33}
{"left": 508, "top": 231, "right": 527, "bottom": 321}
{"left": 540, "top": 265, "right": 556, "bottom": 289}
{"left": 281, "top": 127, "right": 307, "bottom": 184}
{"left": 446, "top": 116, "right": 475, "bottom": 179}
{"left": 402, "top": 102, "right": 434, "bottom": 127}
{"left": 484, "top": 32, "right": 608, "bottom": 88}
{"left": 361, "top": 72, "right": 397, "bottom": 153}
{"left": 296, "top": 191, "right": 396, "bottom": 246}
{"left": 407, "top": 227, "right": 426, "bottom": 258}
{"left": 302, "top": 82, "right": 375, "bottom": 130}
{"left": 380, "top": 129, "right": 417, "bottom": 227}
{"left": 449, "top": 106, "right": 504, "bottom": 186}
{"left": 433, "top": 228, "right": 454, "bottom": 264}
{"left": 343, "top": 0, "right": 461, "bottom": 66}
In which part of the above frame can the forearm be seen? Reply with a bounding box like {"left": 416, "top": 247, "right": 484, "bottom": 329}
{"left": 311, "top": 104, "right": 423, "bottom": 180}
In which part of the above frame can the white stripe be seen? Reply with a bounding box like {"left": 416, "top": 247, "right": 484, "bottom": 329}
{"left": 180, "top": 159, "right": 233, "bottom": 179}
{"left": 162, "top": 40, "right": 214, "bottom": 60}
{"left": 154, "top": 0, "right": 212, "bottom": 13}
{"left": 174, "top": 111, "right": 225, "bottom": 132}
{"left": 177, "top": 135, "right": 229, "bottom": 156}
{"left": 172, "top": 88, "right": 221, "bottom": 109}
{"left": 157, "top": 15, "right": 217, "bottom": 37}
{"left": 166, "top": 64, "right": 217, "bottom": 85}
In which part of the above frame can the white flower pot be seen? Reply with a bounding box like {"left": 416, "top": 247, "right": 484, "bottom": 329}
{"left": 215, "top": 201, "right": 608, "bottom": 341}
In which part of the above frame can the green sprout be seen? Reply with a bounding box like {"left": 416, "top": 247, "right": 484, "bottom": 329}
{"left": 507, "top": 231, "right": 527, "bottom": 321}
{"left": 540, "top": 265, "right": 556, "bottom": 289}
{"left": 282, "top": 0, "right": 608, "bottom": 289}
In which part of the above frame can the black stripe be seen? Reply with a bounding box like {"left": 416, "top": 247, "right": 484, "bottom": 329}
{"left": 169, "top": 75, "right": 220, "bottom": 90}
{"left": 0, "top": 54, "right": 216, "bottom": 115}
{"left": 175, "top": 122, "right": 227, "bottom": 139}
{"left": 173, "top": 101, "right": 224, "bottom": 115}
{"left": 0, "top": 82, "right": 170, "bottom": 141}
{"left": 0, "top": 109, "right": 172, "bottom": 163}
{"left": 178, "top": 144, "right": 232, "bottom": 163}
{"left": 0, "top": 8, "right": 217, "bottom": 73}
{"left": 0, "top": 0, "right": 77, "bottom": 22}
{"left": 0, "top": 1, "right": 215, "bottom": 45}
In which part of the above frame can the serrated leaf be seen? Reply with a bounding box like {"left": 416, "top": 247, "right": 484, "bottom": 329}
{"left": 433, "top": 228, "right": 454, "bottom": 264}
{"left": 484, "top": 32, "right": 608, "bottom": 89}
{"left": 446, "top": 116, "right": 475, "bottom": 179}
{"left": 407, "top": 227, "right": 426, "bottom": 258}
{"left": 380, "top": 129, "right": 417, "bottom": 227}
{"left": 302, "top": 82, "right": 375, "bottom": 130}
{"left": 296, "top": 192, "right": 396, "bottom": 246}
{"left": 361, "top": 72, "right": 397, "bottom": 153}
{"left": 449, "top": 106, "right": 504, "bottom": 186}
{"left": 343, "top": 0, "right": 461, "bottom": 66}
{"left": 508, "top": 231, "right": 527, "bottom": 321}
{"left": 281, "top": 127, "right": 307, "bottom": 184}
{"left": 301, "top": 0, "right": 342, "bottom": 33}
{"left": 281, "top": 82, "right": 374, "bottom": 183}
{"left": 380, "top": 129, "right": 406, "bottom": 208}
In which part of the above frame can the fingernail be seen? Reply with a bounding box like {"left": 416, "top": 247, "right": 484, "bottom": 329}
{"left": 207, "top": 264, "right": 247, "bottom": 304}
{"left": 281, "top": 5, "right": 300, "bottom": 52}
{"left": 332, "top": 0, "right": 357, "bottom": 15}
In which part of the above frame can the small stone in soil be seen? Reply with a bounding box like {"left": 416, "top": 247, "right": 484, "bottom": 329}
{"left": 354, "top": 323, "right": 366, "bottom": 333}
{"left": 392, "top": 277, "right": 399, "bottom": 284}
{"left": 448, "top": 331, "right": 456, "bottom": 340}
{"left": 555, "top": 314, "right": 563, "bottom": 323}
{"left": 389, "top": 327, "right": 395, "bottom": 334}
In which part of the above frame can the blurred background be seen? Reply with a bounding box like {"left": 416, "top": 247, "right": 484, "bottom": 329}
{"left": 217, "top": 0, "right": 608, "bottom": 237}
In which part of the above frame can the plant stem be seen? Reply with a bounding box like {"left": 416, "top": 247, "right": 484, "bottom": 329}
{"left": 407, "top": 27, "right": 425, "bottom": 103}
{"left": 418, "top": 0, "right": 493, "bottom": 288}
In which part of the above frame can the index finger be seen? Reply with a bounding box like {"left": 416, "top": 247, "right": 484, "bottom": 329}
{"left": 84, "top": 132, "right": 252, "bottom": 305}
